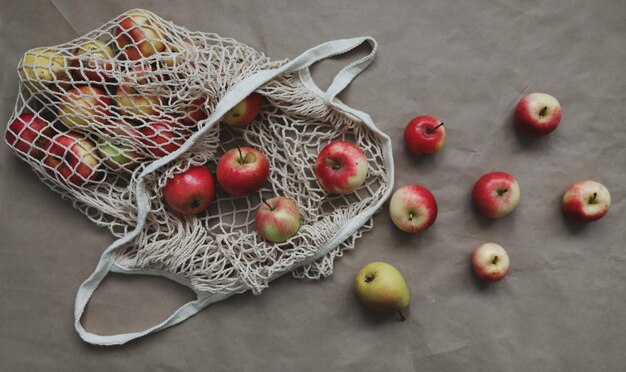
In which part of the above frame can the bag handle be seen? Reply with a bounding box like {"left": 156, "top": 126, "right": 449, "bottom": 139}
{"left": 75, "top": 36, "right": 378, "bottom": 345}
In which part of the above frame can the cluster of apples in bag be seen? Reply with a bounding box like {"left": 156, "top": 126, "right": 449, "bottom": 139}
{"left": 5, "top": 10, "right": 207, "bottom": 187}
{"left": 5, "top": 10, "right": 373, "bottom": 245}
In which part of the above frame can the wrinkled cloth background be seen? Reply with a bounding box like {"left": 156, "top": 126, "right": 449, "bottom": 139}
{"left": 1, "top": 0, "right": 625, "bottom": 370}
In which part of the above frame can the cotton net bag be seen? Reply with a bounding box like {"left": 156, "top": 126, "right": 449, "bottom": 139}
{"left": 4, "top": 9, "right": 394, "bottom": 345}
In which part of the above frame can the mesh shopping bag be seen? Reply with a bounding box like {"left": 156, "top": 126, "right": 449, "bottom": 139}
{"left": 4, "top": 9, "right": 394, "bottom": 345}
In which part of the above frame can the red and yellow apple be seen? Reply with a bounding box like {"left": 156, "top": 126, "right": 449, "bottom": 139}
{"left": 43, "top": 132, "right": 101, "bottom": 187}
{"left": 515, "top": 93, "right": 562, "bottom": 136}
{"left": 472, "top": 172, "right": 521, "bottom": 218}
{"left": 57, "top": 86, "right": 112, "bottom": 130}
{"left": 562, "top": 180, "right": 611, "bottom": 222}
{"left": 114, "top": 82, "right": 161, "bottom": 118}
{"left": 115, "top": 10, "right": 166, "bottom": 61}
{"left": 180, "top": 97, "right": 209, "bottom": 127}
{"left": 72, "top": 40, "right": 116, "bottom": 83}
{"left": 389, "top": 185, "right": 438, "bottom": 233}
{"left": 315, "top": 141, "right": 368, "bottom": 194}
{"left": 139, "top": 121, "right": 185, "bottom": 158}
{"left": 472, "top": 243, "right": 510, "bottom": 282}
{"left": 255, "top": 196, "right": 301, "bottom": 243}
{"left": 222, "top": 93, "right": 264, "bottom": 127}
{"left": 163, "top": 166, "right": 215, "bottom": 215}
{"left": 5, "top": 113, "right": 55, "bottom": 159}
{"left": 216, "top": 147, "right": 270, "bottom": 196}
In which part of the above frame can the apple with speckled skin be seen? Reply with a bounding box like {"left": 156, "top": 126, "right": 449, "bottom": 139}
{"left": 163, "top": 166, "right": 215, "bottom": 215}
{"left": 389, "top": 185, "right": 438, "bottom": 233}
{"left": 472, "top": 243, "right": 510, "bottom": 282}
{"left": 404, "top": 115, "right": 446, "bottom": 155}
{"left": 255, "top": 196, "right": 301, "bottom": 243}
{"left": 562, "top": 180, "right": 611, "bottom": 222}
{"left": 472, "top": 172, "right": 520, "bottom": 218}
{"left": 43, "top": 132, "right": 101, "bottom": 187}
{"left": 222, "top": 93, "right": 264, "bottom": 127}
{"left": 515, "top": 93, "right": 562, "bottom": 136}
{"left": 217, "top": 147, "right": 270, "bottom": 196}
{"left": 18, "top": 48, "right": 70, "bottom": 90}
{"left": 5, "top": 113, "right": 55, "bottom": 159}
{"left": 115, "top": 10, "right": 166, "bottom": 61}
{"left": 114, "top": 81, "right": 160, "bottom": 118}
{"left": 315, "top": 141, "right": 368, "bottom": 194}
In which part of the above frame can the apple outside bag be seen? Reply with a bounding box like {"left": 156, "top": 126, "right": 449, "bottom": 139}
{"left": 4, "top": 9, "right": 394, "bottom": 345}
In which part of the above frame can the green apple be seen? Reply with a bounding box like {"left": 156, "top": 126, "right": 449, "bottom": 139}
{"left": 355, "top": 262, "right": 410, "bottom": 320}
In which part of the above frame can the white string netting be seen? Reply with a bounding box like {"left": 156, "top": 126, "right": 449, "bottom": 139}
{"left": 5, "top": 9, "right": 390, "bottom": 295}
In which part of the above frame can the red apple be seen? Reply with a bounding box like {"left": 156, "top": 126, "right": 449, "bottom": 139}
{"left": 389, "top": 185, "right": 438, "bottom": 233}
{"left": 221, "top": 93, "right": 264, "bottom": 127}
{"left": 515, "top": 93, "right": 562, "bottom": 136}
{"left": 472, "top": 172, "right": 520, "bottom": 218}
{"left": 5, "top": 113, "right": 55, "bottom": 159}
{"left": 562, "top": 180, "right": 611, "bottom": 222}
{"left": 43, "top": 132, "right": 101, "bottom": 187}
{"left": 139, "top": 121, "right": 185, "bottom": 158}
{"left": 404, "top": 115, "right": 446, "bottom": 155}
{"left": 114, "top": 82, "right": 160, "bottom": 118}
{"left": 216, "top": 147, "right": 270, "bottom": 196}
{"left": 57, "top": 86, "right": 112, "bottom": 130}
{"left": 163, "top": 166, "right": 215, "bottom": 215}
{"left": 72, "top": 40, "right": 116, "bottom": 83}
{"left": 115, "top": 10, "right": 166, "bottom": 61}
{"left": 255, "top": 196, "right": 301, "bottom": 243}
{"left": 315, "top": 141, "right": 368, "bottom": 194}
{"left": 180, "top": 97, "right": 209, "bottom": 127}
{"left": 472, "top": 243, "right": 510, "bottom": 282}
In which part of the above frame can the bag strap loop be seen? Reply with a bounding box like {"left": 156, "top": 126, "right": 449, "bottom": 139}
{"left": 75, "top": 36, "right": 378, "bottom": 345}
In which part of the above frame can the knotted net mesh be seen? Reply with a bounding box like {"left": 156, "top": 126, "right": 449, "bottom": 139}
{"left": 5, "top": 9, "right": 390, "bottom": 295}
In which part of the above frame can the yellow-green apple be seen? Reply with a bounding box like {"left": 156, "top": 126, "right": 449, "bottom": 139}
{"left": 355, "top": 262, "right": 410, "bottom": 321}
{"left": 515, "top": 93, "right": 562, "bottom": 136}
{"left": 72, "top": 40, "right": 115, "bottom": 83}
{"left": 180, "top": 97, "right": 208, "bottom": 127}
{"left": 472, "top": 172, "right": 520, "bottom": 218}
{"left": 115, "top": 10, "right": 166, "bottom": 61}
{"left": 315, "top": 141, "right": 368, "bottom": 194}
{"left": 114, "top": 82, "right": 160, "bottom": 118}
{"left": 43, "top": 132, "right": 101, "bottom": 187}
{"left": 139, "top": 121, "right": 185, "bottom": 158}
{"left": 57, "top": 86, "right": 112, "bottom": 130}
{"left": 97, "top": 140, "right": 143, "bottom": 171}
{"left": 162, "top": 166, "right": 215, "bottom": 215}
{"left": 404, "top": 115, "right": 446, "bottom": 155}
{"left": 18, "top": 48, "right": 70, "bottom": 89}
{"left": 389, "top": 185, "right": 438, "bottom": 233}
{"left": 255, "top": 196, "right": 301, "bottom": 243}
{"left": 472, "top": 243, "right": 510, "bottom": 282}
{"left": 221, "top": 93, "right": 264, "bottom": 127}
{"left": 5, "top": 113, "right": 55, "bottom": 159}
{"left": 562, "top": 180, "right": 611, "bottom": 222}
{"left": 216, "top": 147, "right": 270, "bottom": 196}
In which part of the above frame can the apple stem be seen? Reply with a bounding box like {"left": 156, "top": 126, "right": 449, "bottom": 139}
{"left": 262, "top": 198, "right": 275, "bottom": 211}
{"left": 236, "top": 145, "right": 243, "bottom": 164}
{"left": 426, "top": 123, "right": 444, "bottom": 134}
{"left": 497, "top": 188, "right": 508, "bottom": 197}
{"left": 590, "top": 192, "right": 597, "bottom": 203}
{"left": 539, "top": 106, "right": 548, "bottom": 118}
{"left": 398, "top": 310, "right": 406, "bottom": 321}
{"left": 408, "top": 212, "right": 414, "bottom": 221}
{"left": 492, "top": 255, "right": 499, "bottom": 265}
